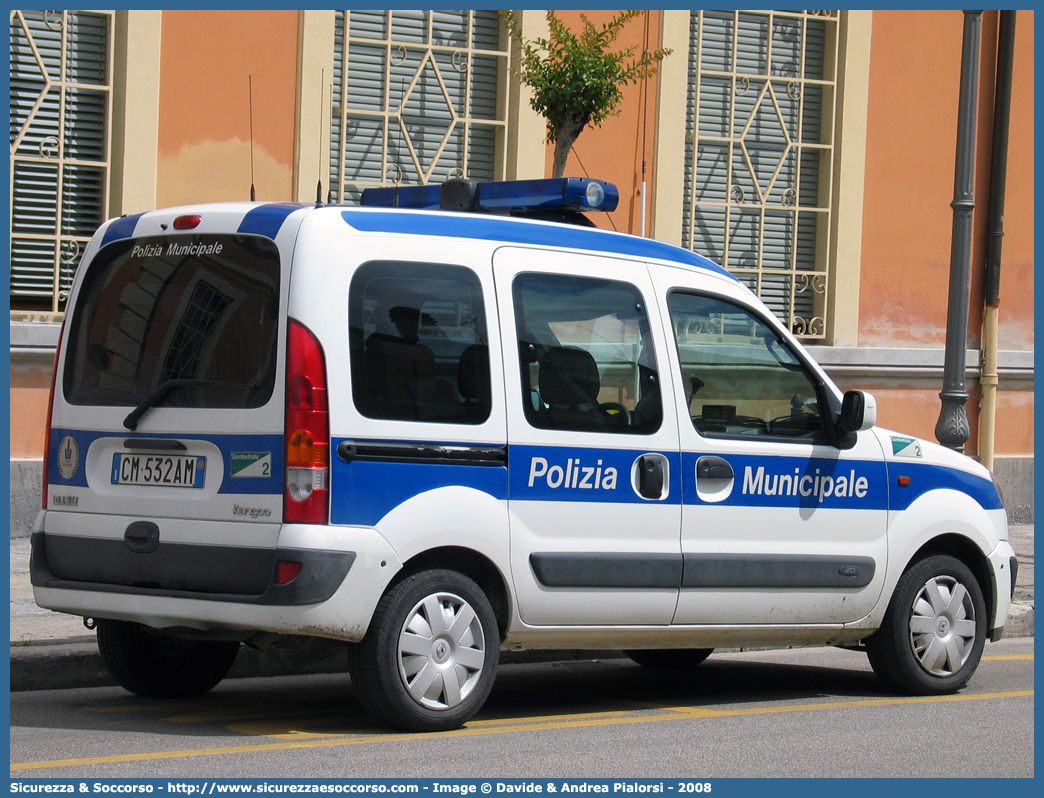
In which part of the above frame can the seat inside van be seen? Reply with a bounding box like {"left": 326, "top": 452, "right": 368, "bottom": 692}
{"left": 537, "top": 346, "right": 610, "bottom": 432}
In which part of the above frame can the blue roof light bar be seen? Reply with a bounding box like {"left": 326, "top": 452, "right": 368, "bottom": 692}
{"left": 360, "top": 184, "right": 440, "bottom": 210}
{"left": 359, "top": 177, "right": 619, "bottom": 214}
{"left": 477, "top": 178, "right": 619, "bottom": 212}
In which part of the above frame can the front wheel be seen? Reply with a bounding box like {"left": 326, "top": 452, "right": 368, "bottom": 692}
{"left": 866, "top": 554, "right": 987, "bottom": 695}
{"left": 349, "top": 569, "right": 499, "bottom": 732}
{"left": 625, "top": 649, "right": 713, "bottom": 669}
{"left": 96, "top": 619, "right": 239, "bottom": 698}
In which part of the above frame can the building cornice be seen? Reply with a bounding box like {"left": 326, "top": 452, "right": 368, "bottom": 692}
{"left": 805, "top": 345, "right": 1034, "bottom": 383}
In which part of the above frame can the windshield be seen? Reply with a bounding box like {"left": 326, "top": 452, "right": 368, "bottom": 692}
{"left": 63, "top": 233, "right": 281, "bottom": 409}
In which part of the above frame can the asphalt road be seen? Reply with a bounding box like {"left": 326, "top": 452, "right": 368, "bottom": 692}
{"left": 10, "top": 636, "right": 1033, "bottom": 779}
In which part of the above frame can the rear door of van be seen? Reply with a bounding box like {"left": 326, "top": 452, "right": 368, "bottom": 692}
{"left": 39, "top": 205, "right": 301, "bottom": 599}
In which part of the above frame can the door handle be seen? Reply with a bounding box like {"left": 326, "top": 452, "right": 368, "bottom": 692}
{"left": 636, "top": 454, "right": 666, "bottom": 500}
{"left": 696, "top": 456, "right": 733, "bottom": 480}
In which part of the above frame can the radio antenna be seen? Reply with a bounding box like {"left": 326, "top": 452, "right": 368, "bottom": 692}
{"left": 316, "top": 70, "right": 324, "bottom": 205}
{"left": 248, "top": 75, "right": 256, "bottom": 202}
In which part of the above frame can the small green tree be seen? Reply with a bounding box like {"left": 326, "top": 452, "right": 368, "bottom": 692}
{"left": 503, "top": 10, "right": 672, "bottom": 178}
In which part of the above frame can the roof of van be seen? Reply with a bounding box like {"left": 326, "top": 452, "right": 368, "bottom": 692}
{"left": 338, "top": 207, "right": 737, "bottom": 282}
{"left": 100, "top": 201, "right": 738, "bottom": 282}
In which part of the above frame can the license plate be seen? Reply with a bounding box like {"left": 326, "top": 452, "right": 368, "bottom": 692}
{"left": 111, "top": 454, "right": 207, "bottom": 488}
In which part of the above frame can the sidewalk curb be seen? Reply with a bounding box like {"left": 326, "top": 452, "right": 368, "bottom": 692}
{"left": 10, "top": 601, "right": 1033, "bottom": 693}
{"left": 1003, "top": 600, "right": 1034, "bottom": 639}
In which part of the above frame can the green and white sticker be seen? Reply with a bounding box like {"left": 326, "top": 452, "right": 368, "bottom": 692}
{"left": 230, "top": 452, "right": 272, "bottom": 478}
{"left": 891, "top": 436, "right": 922, "bottom": 459}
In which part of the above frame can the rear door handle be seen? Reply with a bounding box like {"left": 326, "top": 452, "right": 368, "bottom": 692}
{"left": 124, "top": 521, "right": 160, "bottom": 554}
{"left": 635, "top": 454, "right": 668, "bottom": 500}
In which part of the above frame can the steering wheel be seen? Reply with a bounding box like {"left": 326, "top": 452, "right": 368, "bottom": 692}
{"left": 599, "top": 402, "right": 632, "bottom": 426}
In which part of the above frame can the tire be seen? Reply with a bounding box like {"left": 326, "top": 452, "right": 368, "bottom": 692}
{"left": 866, "top": 554, "right": 987, "bottom": 695}
{"left": 96, "top": 619, "right": 239, "bottom": 698}
{"left": 625, "top": 648, "right": 713, "bottom": 669}
{"left": 348, "top": 569, "right": 499, "bottom": 732}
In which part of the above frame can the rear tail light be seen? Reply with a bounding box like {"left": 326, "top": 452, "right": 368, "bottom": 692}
{"left": 284, "top": 320, "right": 329, "bottom": 524}
{"left": 41, "top": 322, "right": 66, "bottom": 510}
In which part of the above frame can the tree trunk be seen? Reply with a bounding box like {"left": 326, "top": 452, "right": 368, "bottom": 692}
{"left": 551, "top": 136, "right": 573, "bottom": 178}
{"left": 550, "top": 118, "right": 585, "bottom": 178}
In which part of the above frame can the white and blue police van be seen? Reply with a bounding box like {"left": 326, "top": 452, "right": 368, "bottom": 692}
{"left": 34, "top": 177, "right": 1017, "bottom": 732}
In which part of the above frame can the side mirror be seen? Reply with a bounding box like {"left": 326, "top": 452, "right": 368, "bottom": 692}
{"left": 839, "top": 390, "right": 877, "bottom": 434}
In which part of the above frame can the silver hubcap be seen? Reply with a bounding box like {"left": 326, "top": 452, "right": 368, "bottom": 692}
{"left": 908, "top": 575, "right": 977, "bottom": 677}
{"left": 397, "top": 591, "right": 486, "bottom": 711}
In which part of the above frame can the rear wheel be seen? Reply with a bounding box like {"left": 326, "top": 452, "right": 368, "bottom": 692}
{"left": 625, "top": 649, "right": 713, "bottom": 669}
{"left": 349, "top": 569, "right": 499, "bottom": 732}
{"left": 866, "top": 554, "right": 986, "bottom": 695}
{"left": 96, "top": 619, "right": 239, "bottom": 698}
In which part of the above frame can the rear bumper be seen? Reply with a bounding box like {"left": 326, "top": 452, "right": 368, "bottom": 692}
{"left": 30, "top": 518, "right": 403, "bottom": 642}
{"left": 31, "top": 531, "right": 355, "bottom": 606}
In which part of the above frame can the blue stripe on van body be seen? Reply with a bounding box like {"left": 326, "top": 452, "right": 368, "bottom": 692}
{"left": 340, "top": 209, "right": 737, "bottom": 281}
{"left": 679, "top": 451, "right": 1001, "bottom": 512}
{"left": 510, "top": 444, "right": 682, "bottom": 504}
{"left": 238, "top": 203, "right": 306, "bottom": 240}
{"left": 328, "top": 441, "right": 677, "bottom": 526}
{"left": 682, "top": 452, "right": 889, "bottom": 511}
{"left": 47, "top": 429, "right": 283, "bottom": 495}
{"left": 327, "top": 441, "right": 999, "bottom": 519}
{"left": 100, "top": 214, "right": 144, "bottom": 247}
{"left": 330, "top": 450, "right": 508, "bottom": 527}
{"left": 886, "top": 461, "right": 1003, "bottom": 511}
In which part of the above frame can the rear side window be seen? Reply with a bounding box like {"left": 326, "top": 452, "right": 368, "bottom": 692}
{"left": 513, "top": 273, "right": 662, "bottom": 434}
{"left": 63, "top": 234, "right": 281, "bottom": 409}
{"left": 349, "top": 261, "right": 491, "bottom": 424}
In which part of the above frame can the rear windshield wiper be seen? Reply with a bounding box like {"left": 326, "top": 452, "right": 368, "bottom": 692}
{"left": 123, "top": 379, "right": 252, "bottom": 430}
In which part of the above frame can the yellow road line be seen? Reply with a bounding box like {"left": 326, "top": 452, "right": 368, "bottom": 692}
{"left": 226, "top": 708, "right": 643, "bottom": 740}
{"left": 11, "top": 689, "right": 1033, "bottom": 772}
{"left": 469, "top": 708, "right": 649, "bottom": 727}
{"left": 660, "top": 690, "right": 1034, "bottom": 718}
{"left": 982, "top": 654, "right": 1034, "bottom": 661}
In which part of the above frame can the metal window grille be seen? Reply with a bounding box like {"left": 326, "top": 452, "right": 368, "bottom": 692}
{"left": 10, "top": 9, "right": 113, "bottom": 315}
{"left": 682, "top": 10, "right": 838, "bottom": 339}
{"left": 329, "top": 9, "right": 509, "bottom": 205}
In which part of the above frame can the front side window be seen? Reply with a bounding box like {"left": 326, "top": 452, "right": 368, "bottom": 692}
{"left": 513, "top": 273, "right": 661, "bottom": 434}
{"left": 349, "top": 261, "right": 490, "bottom": 424}
{"left": 668, "top": 292, "right": 826, "bottom": 441}
{"left": 63, "top": 234, "right": 281, "bottom": 408}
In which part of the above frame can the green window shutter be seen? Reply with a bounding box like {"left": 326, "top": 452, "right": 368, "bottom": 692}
{"left": 682, "top": 10, "right": 836, "bottom": 339}
{"left": 330, "top": 9, "right": 507, "bottom": 205}
{"left": 10, "top": 10, "right": 112, "bottom": 313}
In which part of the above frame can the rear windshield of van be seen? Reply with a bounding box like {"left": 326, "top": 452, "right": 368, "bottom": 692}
{"left": 63, "top": 234, "right": 281, "bottom": 409}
